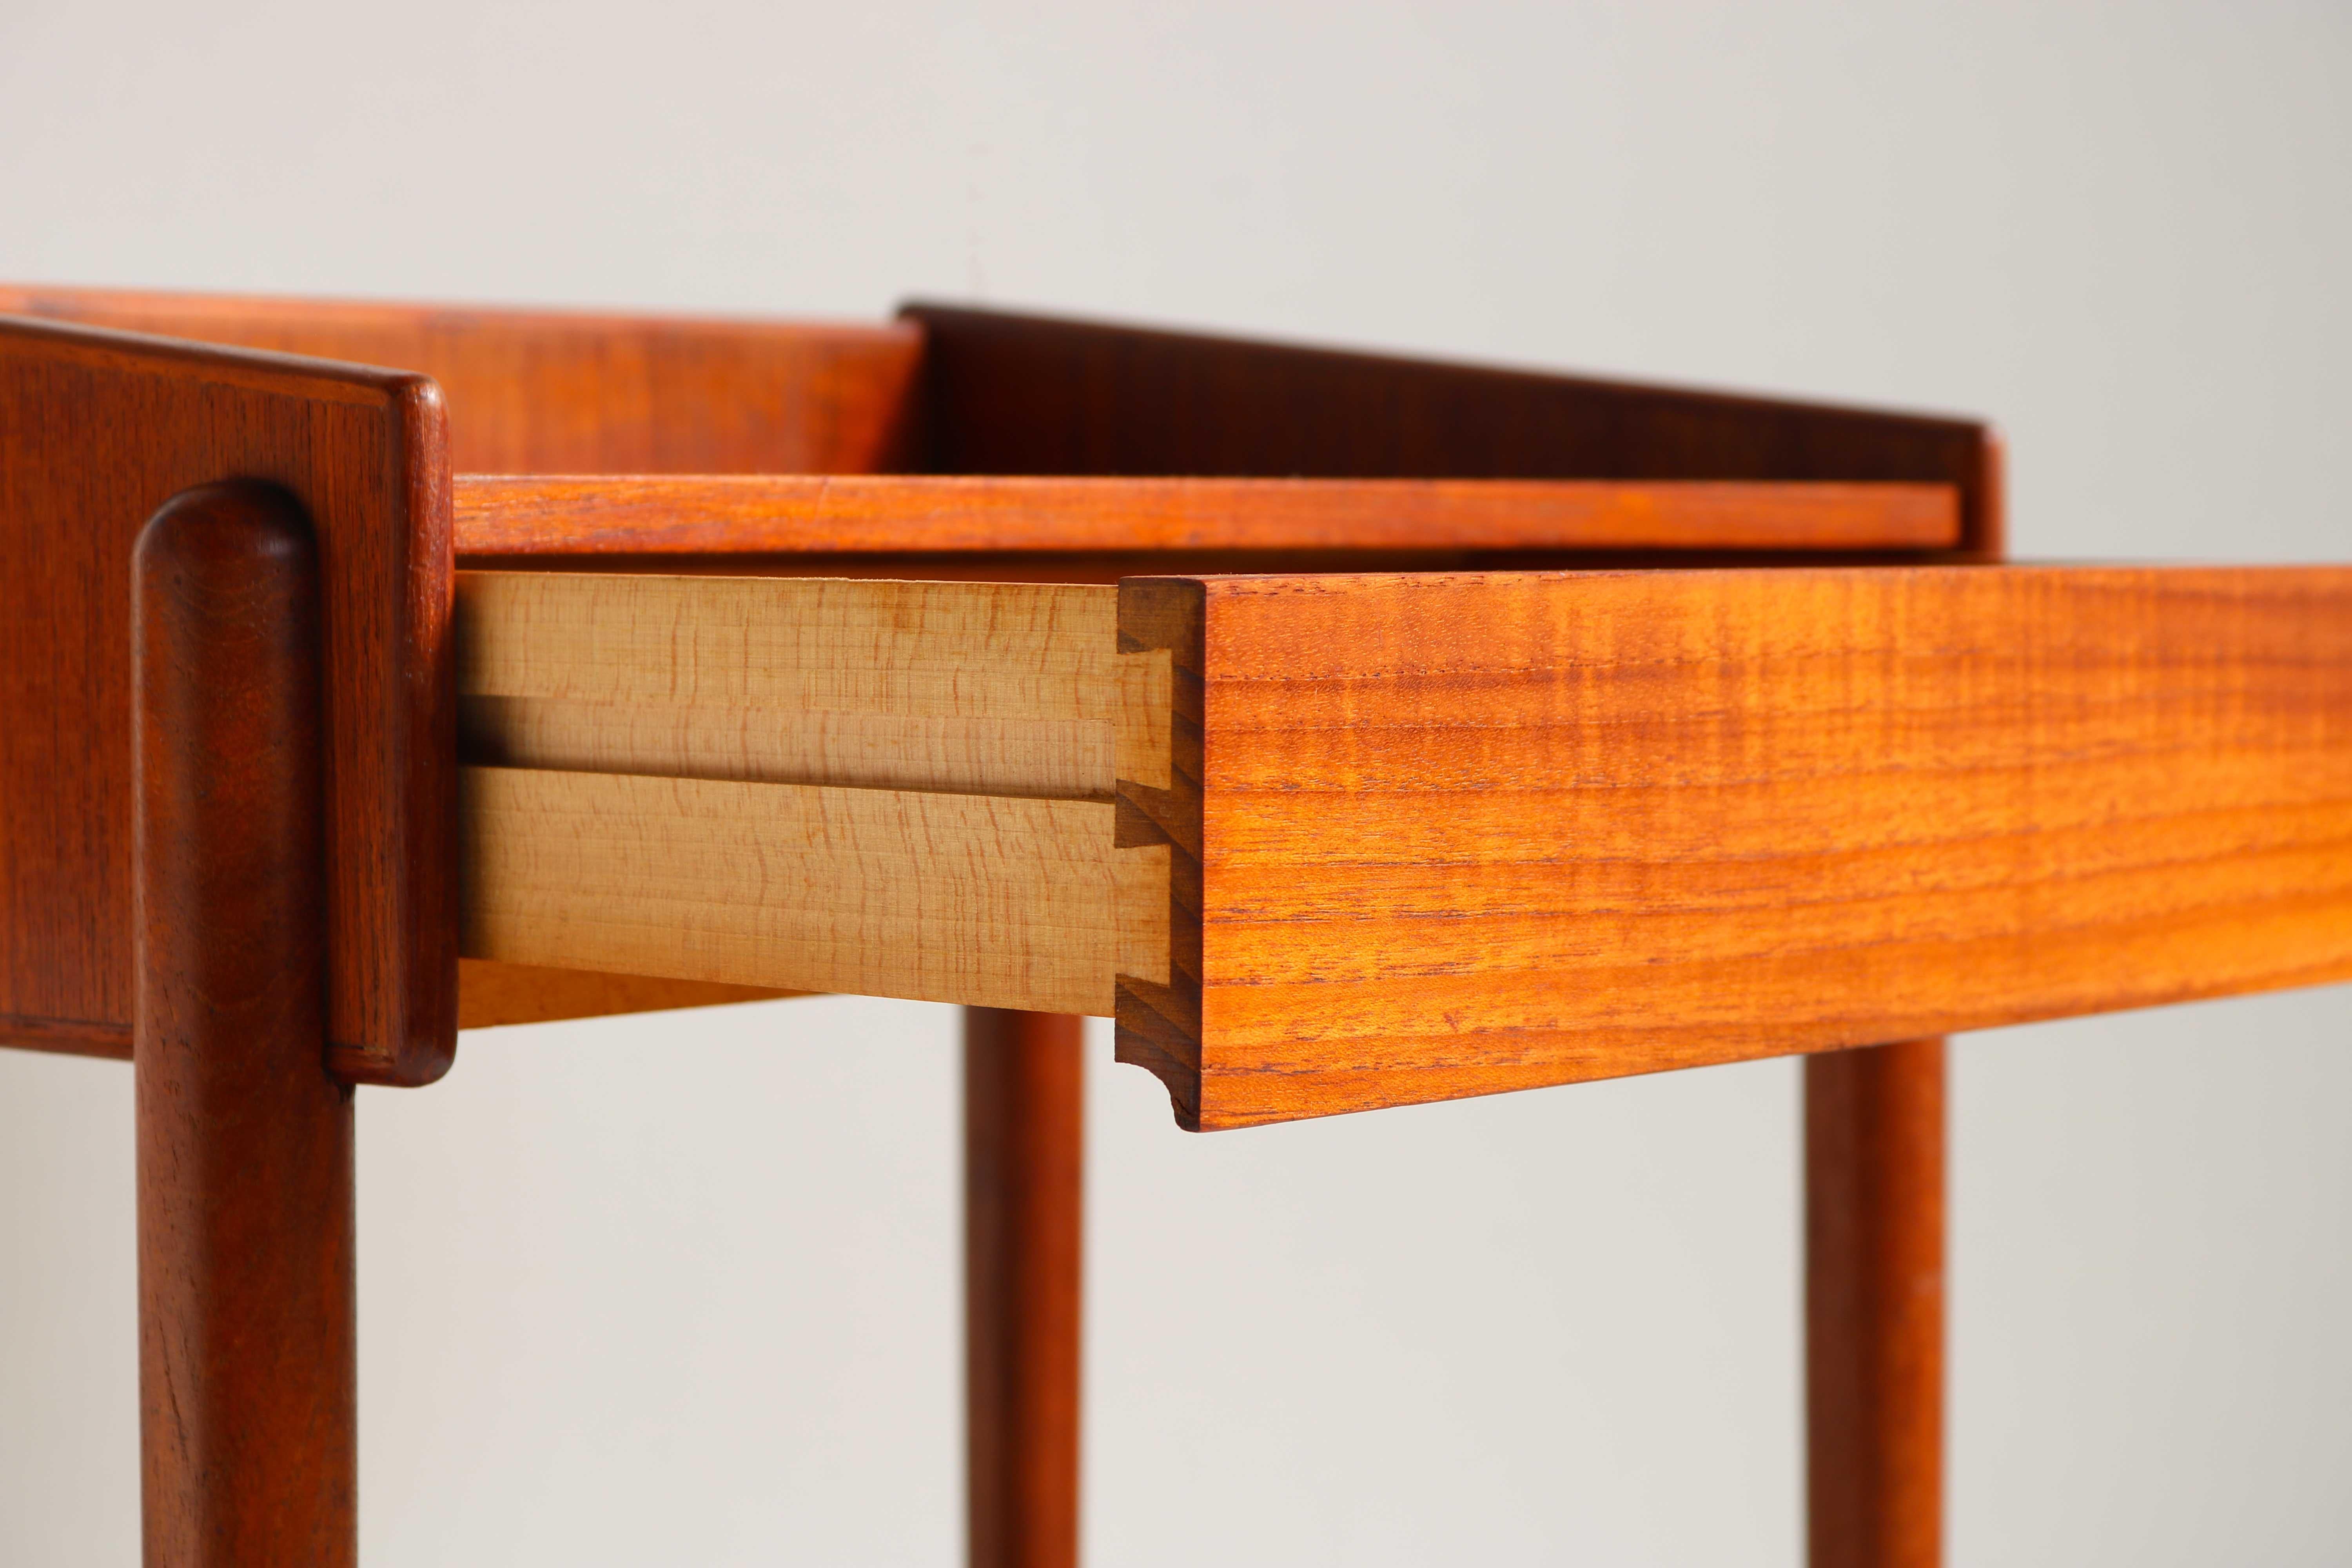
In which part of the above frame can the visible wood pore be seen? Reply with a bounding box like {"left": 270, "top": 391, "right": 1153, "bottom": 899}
{"left": 965, "top": 1009, "right": 1085, "bottom": 1568}
{"left": 1808, "top": 1040, "right": 1945, "bottom": 1568}
{"left": 1118, "top": 564, "right": 2352, "bottom": 1128}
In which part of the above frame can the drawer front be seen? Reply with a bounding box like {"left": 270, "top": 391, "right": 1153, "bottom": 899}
{"left": 1123, "top": 566, "right": 2352, "bottom": 1127}
{"left": 457, "top": 566, "right": 2352, "bottom": 1130}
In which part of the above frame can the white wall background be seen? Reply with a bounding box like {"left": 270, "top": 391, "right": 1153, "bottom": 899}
{"left": 2, "top": 3, "right": 2348, "bottom": 1563}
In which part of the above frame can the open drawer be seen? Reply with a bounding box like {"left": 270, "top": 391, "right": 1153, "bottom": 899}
{"left": 457, "top": 564, "right": 2352, "bottom": 1129}
{"left": 4, "top": 288, "right": 2345, "bottom": 1132}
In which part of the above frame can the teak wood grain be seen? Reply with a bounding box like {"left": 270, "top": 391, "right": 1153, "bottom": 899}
{"left": 0, "top": 314, "right": 454, "bottom": 1085}
{"left": 451, "top": 474, "right": 1958, "bottom": 556}
{"left": 1115, "top": 564, "right": 2352, "bottom": 1129}
{"left": 134, "top": 483, "right": 355, "bottom": 1566}
{"left": 1808, "top": 1039, "right": 1946, "bottom": 1568}
{"left": 902, "top": 303, "right": 2004, "bottom": 556}
{"left": 0, "top": 287, "right": 932, "bottom": 1048}
{"left": 964, "top": 1009, "right": 1085, "bottom": 1568}
{"left": 2, "top": 284, "right": 2035, "bottom": 1568}
{"left": 0, "top": 285, "right": 921, "bottom": 476}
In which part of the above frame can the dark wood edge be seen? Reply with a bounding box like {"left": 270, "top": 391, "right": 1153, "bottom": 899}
{"left": 0, "top": 1016, "right": 134, "bottom": 1061}
{"left": 339, "top": 360, "right": 457, "bottom": 1089}
{"left": 962, "top": 1008, "right": 1086, "bottom": 1568}
{"left": 1806, "top": 1038, "right": 1945, "bottom": 1568}
{"left": 0, "top": 309, "right": 436, "bottom": 400}
{"left": 898, "top": 302, "right": 2002, "bottom": 557}
{"left": 132, "top": 477, "right": 355, "bottom": 1563}
{"left": 1112, "top": 578, "right": 1206, "bottom": 1129}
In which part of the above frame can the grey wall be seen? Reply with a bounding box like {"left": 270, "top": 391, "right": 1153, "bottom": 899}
{"left": 2, "top": 3, "right": 2348, "bottom": 1562}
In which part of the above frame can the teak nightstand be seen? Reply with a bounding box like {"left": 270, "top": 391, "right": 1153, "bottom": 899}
{"left": 4, "top": 287, "right": 2347, "bottom": 1568}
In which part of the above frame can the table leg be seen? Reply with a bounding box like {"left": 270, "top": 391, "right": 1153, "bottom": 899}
{"left": 1805, "top": 1038, "right": 1945, "bottom": 1568}
{"left": 134, "top": 483, "right": 356, "bottom": 1568}
{"left": 963, "top": 1008, "right": 1083, "bottom": 1568}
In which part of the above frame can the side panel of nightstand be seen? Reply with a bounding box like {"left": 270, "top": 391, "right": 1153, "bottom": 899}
{"left": 0, "top": 317, "right": 454, "bottom": 1084}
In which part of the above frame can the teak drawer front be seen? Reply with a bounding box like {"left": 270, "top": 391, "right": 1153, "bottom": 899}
{"left": 456, "top": 566, "right": 2352, "bottom": 1131}
{"left": 1120, "top": 566, "right": 2352, "bottom": 1127}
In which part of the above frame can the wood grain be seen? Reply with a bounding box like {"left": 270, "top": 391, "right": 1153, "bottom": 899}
{"left": 901, "top": 303, "right": 2004, "bottom": 555}
{"left": 1808, "top": 1039, "right": 1945, "bottom": 1568}
{"left": 1116, "top": 564, "right": 2352, "bottom": 1129}
{"left": 454, "top": 573, "right": 1173, "bottom": 1014}
{"left": 455, "top": 572, "right": 1166, "bottom": 799}
{"left": 0, "top": 284, "right": 921, "bottom": 475}
{"left": 133, "top": 483, "right": 354, "bottom": 1566}
{"left": 452, "top": 474, "right": 1958, "bottom": 555}
{"left": 459, "top": 767, "right": 1170, "bottom": 1015}
{"left": 964, "top": 1009, "right": 1084, "bottom": 1568}
{"left": 0, "top": 313, "right": 454, "bottom": 1086}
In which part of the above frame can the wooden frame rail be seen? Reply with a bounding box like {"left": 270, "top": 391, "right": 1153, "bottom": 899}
{"left": 450, "top": 474, "right": 1960, "bottom": 557}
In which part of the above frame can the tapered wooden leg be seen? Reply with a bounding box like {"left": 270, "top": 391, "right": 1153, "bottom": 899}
{"left": 1805, "top": 1038, "right": 1945, "bottom": 1568}
{"left": 134, "top": 483, "right": 355, "bottom": 1568}
{"left": 964, "top": 1008, "right": 1084, "bottom": 1568}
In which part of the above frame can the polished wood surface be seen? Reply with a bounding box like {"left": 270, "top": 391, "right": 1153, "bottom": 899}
{"left": 1808, "top": 1040, "right": 1945, "bottom": 1568}
{"left": 1116, "top": 564, "right": 2352, "bottom": 1128}
{"left": 965, "top": 1009, "right": 1085, "bottom": 1568}
{"left": 902, "top": 303, "right": 2003, "bottom": 555}
{"left": 134, "top": 484, "right": 354, "bottom": 1566}
{"left": 0, "top": 314, "right": 454, "bottom": 1086}
{"left": 0, "top": 285, "right": 2055, "bottom": 1568}
{"left": 452, "top": 474, "right": 1957, "bottom": 555}
{"left": 0, "top": 285, "right": 920, "bottom": 476}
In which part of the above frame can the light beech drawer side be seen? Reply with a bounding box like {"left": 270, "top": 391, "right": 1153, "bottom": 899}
{"left": 454, "top": 572, "right": 1174, "bottom": 1017}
